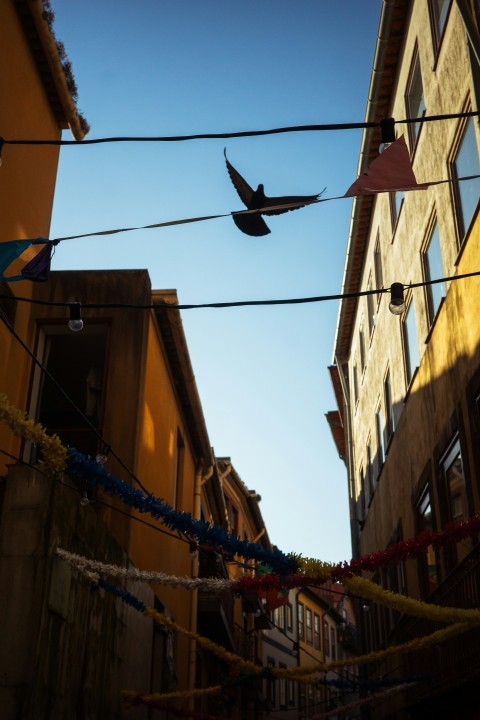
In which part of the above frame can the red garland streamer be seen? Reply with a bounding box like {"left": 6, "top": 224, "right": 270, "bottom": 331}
{"left": 232, "top": 513, "right": 480, "bottom": 593}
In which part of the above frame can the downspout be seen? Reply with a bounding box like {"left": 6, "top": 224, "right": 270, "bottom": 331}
{"left": 334, "top": 356, "right": 358, "bottom": 561}
{"left": 188, "top": 461, "right": 214, "bottom": 699}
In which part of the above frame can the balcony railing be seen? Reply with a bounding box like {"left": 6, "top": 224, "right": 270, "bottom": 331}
{"left": 396, "top": 543, "right": 480, "bottom": 706}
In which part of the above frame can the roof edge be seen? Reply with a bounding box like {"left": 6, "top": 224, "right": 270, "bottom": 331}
{"left": 24, "top": 0, "right": 89, "bottom": 139}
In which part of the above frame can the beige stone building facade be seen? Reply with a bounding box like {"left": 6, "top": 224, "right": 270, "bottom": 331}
{"left": 329, "top": 1, "right": 480, "bottom": 717}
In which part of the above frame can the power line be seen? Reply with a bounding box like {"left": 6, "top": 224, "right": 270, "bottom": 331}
{"left": 2, "top": 270, "right": 479, "bottom": 312}
{"left": 1, "top": 110, "right": 478, "bottom": 146}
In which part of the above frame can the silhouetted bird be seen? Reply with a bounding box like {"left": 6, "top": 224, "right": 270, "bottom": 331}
{"left": 224, "top": 148, "right": 323, "bottom": 236}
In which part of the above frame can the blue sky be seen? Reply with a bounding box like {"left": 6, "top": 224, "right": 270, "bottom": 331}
{"left": 48, "top": 0, "right": 383, "bottom": 563}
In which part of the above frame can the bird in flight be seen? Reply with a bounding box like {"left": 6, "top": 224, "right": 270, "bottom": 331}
{"left": 224, "top": 148, "right": 324, "bottom": 236}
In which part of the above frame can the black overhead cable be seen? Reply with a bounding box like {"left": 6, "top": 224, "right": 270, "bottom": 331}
{"left": 1, "top": 110, "right": 478, "bottom": 146}
{"left": 1, "top": 269, "right": 480, "bottom": 312}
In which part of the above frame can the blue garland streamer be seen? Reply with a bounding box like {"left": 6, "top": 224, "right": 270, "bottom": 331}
{"left": 89, "top": 577, "right": 430, "bottom": 695}
{"left": 97, "top": 577, "right": 147, "bottom": 612}
{"left": 66, "top": 448, "right": 297, "bottom": 575}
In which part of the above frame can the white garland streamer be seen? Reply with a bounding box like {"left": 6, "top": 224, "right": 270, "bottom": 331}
{"left": 57, "top": 548, "right": 234, "bottom": 592}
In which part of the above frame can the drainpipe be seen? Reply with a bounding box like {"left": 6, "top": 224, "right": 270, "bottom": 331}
{"left": 188, "top": 461, "right": 214, "bottom": 699}
{"left": 334, "top": 356, "right": 359, "bottom": 561}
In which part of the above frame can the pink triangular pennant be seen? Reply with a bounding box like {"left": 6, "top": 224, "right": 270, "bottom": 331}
{"left": 344, "top": 135, "right": 430, "bottom": 197}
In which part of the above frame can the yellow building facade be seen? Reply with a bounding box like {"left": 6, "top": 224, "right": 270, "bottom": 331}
{"left": 330, "top": 1, "right": 480, "bottom": 717}
{"left": 0, "top": 0, "right": 86, "bottom": 468}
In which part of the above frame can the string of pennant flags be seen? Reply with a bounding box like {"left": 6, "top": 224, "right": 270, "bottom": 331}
{"left": 1, "top": 134, "right": 479, "bottom": 282}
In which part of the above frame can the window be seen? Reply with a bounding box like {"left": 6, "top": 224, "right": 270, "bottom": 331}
{"left": 375, "top": 404, "right": 385, "bottom": 473}
{"left": 384, "top": 370, "right": 394, "bottom": 446}
{"left": 314, "top": 613, "right": 321, "bottom": 650}
{"left": 306, "top": 608, "right": 313, "bottom": 644}
{"left": 31, "top": 325, "right": 109, "bottom": 457}
{"left": 367, "top": 274, "right": 375, "bottom": 337}
{"left": 415, "top": 484, "right": 440, "bottom": 594}
{"left": 352, "top": 357, "right": 359, "bottom": 406}
{"left": 405, "top": 47, "right": 426, "bottom": 149}
{"left": 286, "top": 603, "right": 293, "bottom": 631}
{"left": 359, "top": 322, "right": 366, "bottom": 374}
{"left": 374, "top": 236, "right": 383, "bottom": 304}
{"left": 330, "top": 626, "right": 336, "bottom": 660}
{"left": 429, "top": 0, "right": 452, "bottom": 51}
{"left": 390, "top": 191, "right": 405, "bottom": 230}
{"left": 366, "top": 438, "right": 374, "bottom": 500}
{"left": 402, "top": 298, "right": 420, "bottom": 386}
{"left": 442, "top": 437, "right": 468, "bottom": 522}
{"left": 279, "top": 665, "right": 287, "bottom": 708}
{"left": 298, "top": 602, "right": 305, "bottom": 641}
{"left": 323, "top": 620, "right": 330, "bottom": 656}
{"left": 266, "top": 658, "right": 276, "bottom": 707}
{"left": 451, "top": 116, "right": 480, "bottom": 243}
{"left": 358, "top": 466, "right": 366, "bottom": 522}
{"left": 288, "top": 677, "right": 295, "bottom": 705}
{"left": 423, "top": 221, "right": 445, "bottom": 324}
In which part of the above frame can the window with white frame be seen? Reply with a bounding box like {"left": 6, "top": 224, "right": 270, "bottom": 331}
{"left": 306, "top": 607, "right": 313, "bottom": 644}
{"left": 314, "top": 613, "right": 321, "bottom": 650}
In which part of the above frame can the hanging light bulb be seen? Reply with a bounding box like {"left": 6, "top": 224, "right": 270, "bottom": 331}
{"left": 95, "top": 444, "right": 111, "bottom": 466}
{"left": 68, "top": 302, "right": 84, "bottom": 332}
{"left": 378, "top": 117, "right": 396, "bottom": 154}
{"left": 389, "top": 283, "right": 406, "bottom": 315}
{"left": 80, "top": 491, "right": 90, "bottom": 506}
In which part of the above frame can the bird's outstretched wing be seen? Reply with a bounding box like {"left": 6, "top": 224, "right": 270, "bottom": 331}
{"left": 261, "top": 191, "right": 324, "bottom": 216}
{"left": 231, "top": 211, "right": 271, "bottom": 237}
{"left": 224, "top": 148, "right": 255, "bottom": 207}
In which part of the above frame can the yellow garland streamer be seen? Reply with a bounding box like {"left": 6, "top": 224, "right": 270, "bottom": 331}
{"left": 277, "top": 622, "right": 471, "bottom": 680}
{"left": 0, "top": 394, "right": 67, "bottom": 476}
{"left": 143, "top": 607, "right": 259, "bottom": 675}
{"left": 122, "top": 685, "right": 222, "bottom": 705}
{"left": 341, "top": 574, "right": 480, "bottom": 625}
{"left": 298, "top": 557, "right": 480, "bottom": 626}
{"left": 121, "top": 624, "right": 470, "bottom": 705}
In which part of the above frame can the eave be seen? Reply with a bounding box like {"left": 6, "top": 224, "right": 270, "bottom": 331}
{"left": 334, "top": 0, "right": 411, "bottom": 362}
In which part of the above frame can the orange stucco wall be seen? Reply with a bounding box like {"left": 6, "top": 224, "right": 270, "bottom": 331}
{"left": 0, "top": 1, "right": 63, "bottom": 472}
